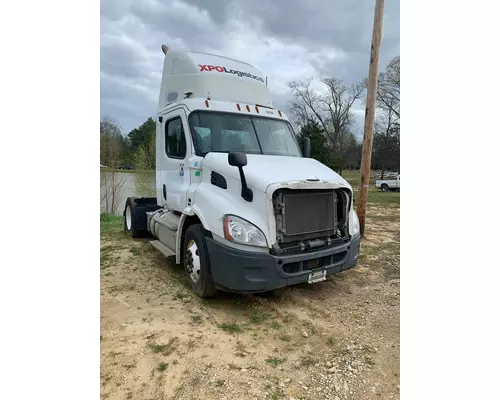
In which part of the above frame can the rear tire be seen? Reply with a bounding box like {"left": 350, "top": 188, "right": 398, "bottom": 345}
{"left": 183, "top": 224, "right": 217, "bottom": 298}
{"left": 381, "top": 183, "right": 389, "bottom": 192}
{"left": 124, "top": 198, "right": 141, "bottom": 238}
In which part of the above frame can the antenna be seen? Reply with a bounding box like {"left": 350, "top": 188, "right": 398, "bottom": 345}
{"left": 266, "top": 76, "right": 268, "bottom": 87}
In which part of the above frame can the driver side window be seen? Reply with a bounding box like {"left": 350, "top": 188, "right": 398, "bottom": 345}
{"left": 165, "top": 117, "right": 186, "bottom": 159}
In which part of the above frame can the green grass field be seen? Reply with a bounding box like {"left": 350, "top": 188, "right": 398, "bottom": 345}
{"left": 342, "top": 170, "right": 400, "bottom": 206}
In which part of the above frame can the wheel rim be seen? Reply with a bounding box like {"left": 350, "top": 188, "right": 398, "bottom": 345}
{"left": 185, "top": 240, "right": 201, "bottom": 283}
{"left": 125, "top": 206, "right": 132, "bottom": 230}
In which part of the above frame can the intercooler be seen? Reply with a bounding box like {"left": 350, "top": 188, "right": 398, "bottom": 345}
{"left": 273, "top": 189, "right": 340, "bottom": 245}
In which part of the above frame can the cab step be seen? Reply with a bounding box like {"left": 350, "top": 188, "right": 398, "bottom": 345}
{"left": 150, "top": 240, "right": 175, "bottom": 258}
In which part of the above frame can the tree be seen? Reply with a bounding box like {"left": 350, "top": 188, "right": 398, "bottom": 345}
{"left": 372, "top": 56, "right": 400, "bottom": 177}
{"left": 288, "top": 77, "right": 364, "bottom": 158}
{"left": 377, "top": 56, "right": 400, "bottom": 119}
{"left": 100, "top": 116, "right": 125, "bottom": 214}
{"left": 128, "top": 117, "right": 156, "bottom": 151}
{"left": 128, "top": 117, "right": 156, "bottom": 171}
{"left": 343, "top": 134, "right": 363, "bottom": 170}
{"left": 373, "top": 106, "right": 400, "bottom": 176}
{"left": 297, "top": 120, "right": 334, "bottom": 166}
{"left": 100, "top": 116, "right": 123, "bottom": 168}
{"left": 133, "top": 132, "right": 156, "bottom": 170}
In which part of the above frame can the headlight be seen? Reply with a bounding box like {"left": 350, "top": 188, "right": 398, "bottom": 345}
{"left": 349, "top": 210, "right": 360, "bottom": 236}
{"left": 223, "top": 215, "right": 268, "bottom": 247}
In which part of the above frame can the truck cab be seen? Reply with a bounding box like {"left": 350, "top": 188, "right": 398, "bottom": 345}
{"left": 123, "top": 45, "right": 361, "bottom": 297}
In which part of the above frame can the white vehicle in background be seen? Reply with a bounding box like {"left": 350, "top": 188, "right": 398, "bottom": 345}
{"left": 375, "top": 175, "right": 400, "bottom": 192}
{"left": 122, "top": 45, "right": 361, "bottom": 297}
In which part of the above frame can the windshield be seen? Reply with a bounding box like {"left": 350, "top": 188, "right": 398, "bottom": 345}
{"left": 189, "top": 111, "right": 302, "bottom": 157}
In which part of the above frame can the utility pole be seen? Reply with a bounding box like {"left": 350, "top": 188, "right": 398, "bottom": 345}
{"left": 357, "top": 0, "right": 385, "bottom": 238}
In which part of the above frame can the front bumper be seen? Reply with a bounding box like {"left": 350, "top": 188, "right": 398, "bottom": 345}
{"left": 206, "top": 234, "right": 361, "bottom": 293}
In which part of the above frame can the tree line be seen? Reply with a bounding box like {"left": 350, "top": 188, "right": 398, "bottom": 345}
{"left": 100, "top": 56, "right": 399, "bottom": 177}
{"left": 100, "top": 116, "right": 156, "bottom": 170}
{"left": 292, "top": 56, "right": 400, "bottom": 177}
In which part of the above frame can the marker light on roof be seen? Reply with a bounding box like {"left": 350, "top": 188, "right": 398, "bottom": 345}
{"left": 205, "top": 100, "right": 209, "bottom": 108}
{"left": 237, "top": 104, "right": 241, "bottom": 111}
{"left": 255, "top": 106, "right": 260, "bottom": 113}
{"left": 246, "top": 105, "right": 251, "bottom": 112}
{"left": 278, "top": 110, "right": 283, "bottom": 117}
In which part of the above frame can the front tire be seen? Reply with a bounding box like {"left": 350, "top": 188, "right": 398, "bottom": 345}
{"left": 381, "top": 183, "right": 389, "bottom": 192}
{"left": 183, "top": 224, "right": 217, "bottom": 298}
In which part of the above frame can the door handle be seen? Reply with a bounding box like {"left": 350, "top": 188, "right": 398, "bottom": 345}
{"left": 163, "top": 184, "right": 167, "bottom": 200}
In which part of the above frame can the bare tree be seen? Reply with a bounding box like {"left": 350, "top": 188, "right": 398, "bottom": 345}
{"left": 287, "top": 77, "right": 365, "bottom": 156}
{"left": 373, "top": 103, "right": 400, "bottom": 179}
{"left": 376, "top": 56, "right": 400, "bottom": 119}
{"left": 288, "top": 78, "right": 329, "bottom": 134}
{"left": 100, "top": 171, "right": 125, "bottom": 214}
{"left": 100, "top": 116, "right": 123, "bottom": 168}
{"left": 100, "top": 116, "right": 126, "bottom": 215}
{"left": 320, "top": 78, "right": 365, "bottom": 151}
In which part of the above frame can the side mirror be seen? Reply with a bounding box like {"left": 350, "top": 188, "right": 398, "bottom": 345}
{"left": 302, "top": 137, "right": 311, "bottom": 158}
{"left": 228, "top": 152, "right": 252, "bottom": 202}
{"left": 228, "top": 151, "right": 247, "bottom": 167}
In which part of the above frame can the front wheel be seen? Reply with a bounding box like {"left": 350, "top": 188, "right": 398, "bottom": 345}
{"left": 183, "top": 224, "right": 217, "bottom": 298}
{"left": 381, "top": 183, "right": 389, "bottom": 192}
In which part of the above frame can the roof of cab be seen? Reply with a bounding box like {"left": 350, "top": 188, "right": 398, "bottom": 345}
{"left": 158, "top": 45, "right": 273, "bottom": 112}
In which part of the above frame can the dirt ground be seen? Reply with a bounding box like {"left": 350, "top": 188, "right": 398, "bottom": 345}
{"left": 100, "top": 203, "right": 400, "bottom": 400}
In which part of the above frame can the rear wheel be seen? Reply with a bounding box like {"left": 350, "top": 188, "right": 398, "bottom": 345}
{"left": 381, "top": 183, "right": 389, "bottom": 192}
{"left": 124, "top": 197, "right": 141, "bottom": 238}
{"left": 183, "top": 224, "right": 217, "bottom": 298}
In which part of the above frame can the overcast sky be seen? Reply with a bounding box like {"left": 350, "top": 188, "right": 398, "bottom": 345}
{"left": 101, "top": 0, "right": 400, "bottom": 137}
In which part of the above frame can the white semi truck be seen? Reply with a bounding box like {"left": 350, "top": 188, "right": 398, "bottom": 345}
{"left": 123, "top": 45, "right": 361, "bottom": 297}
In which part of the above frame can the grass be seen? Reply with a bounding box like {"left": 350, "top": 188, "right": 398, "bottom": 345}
{"left": 100, "top": 253, "right": 114, "bottom": 269}
{"left": 249, "top": 312, "right": 272, "bottom": 324}
{"left": 352, "top": 189, "right": 400, "bottom": 205}
{"left": 341, "top": 170, "right": 400, "bottom": 206}
{"left": 100, "top": 213, "right": 123, "bottom": 233}
{"left": 156, "top": 362, "right": 169, "bottom": 372}
{"left": 173, "top": 291, "right": 187, "bottom": 300}
{"left": 215, "top": 379, "right": 225, "bottom": 387}
{"left": 270, "top": 321, "right": 281, "bottom": 330}
{"left": 265, "top": 357, "right": 286, "bottom": 367}
{"left": 148, "top": 337, "right": 179, "bottom": 356}
{"left": 218, "top": 320, "right": 243, "bottom": 334}
{"left": 190, "top": 315, "right": 202, "bottom": 323}
{"left": 129, "top": 247, "right": 141, "bottom": 256}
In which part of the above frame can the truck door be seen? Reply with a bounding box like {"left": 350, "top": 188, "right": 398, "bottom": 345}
{"left": 159, "top": 110, "right": 191, "bottom": 211}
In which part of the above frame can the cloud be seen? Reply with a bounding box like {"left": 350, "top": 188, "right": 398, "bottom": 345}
{"left": 100, "top": 0, "right": 399, "bottom": 135}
